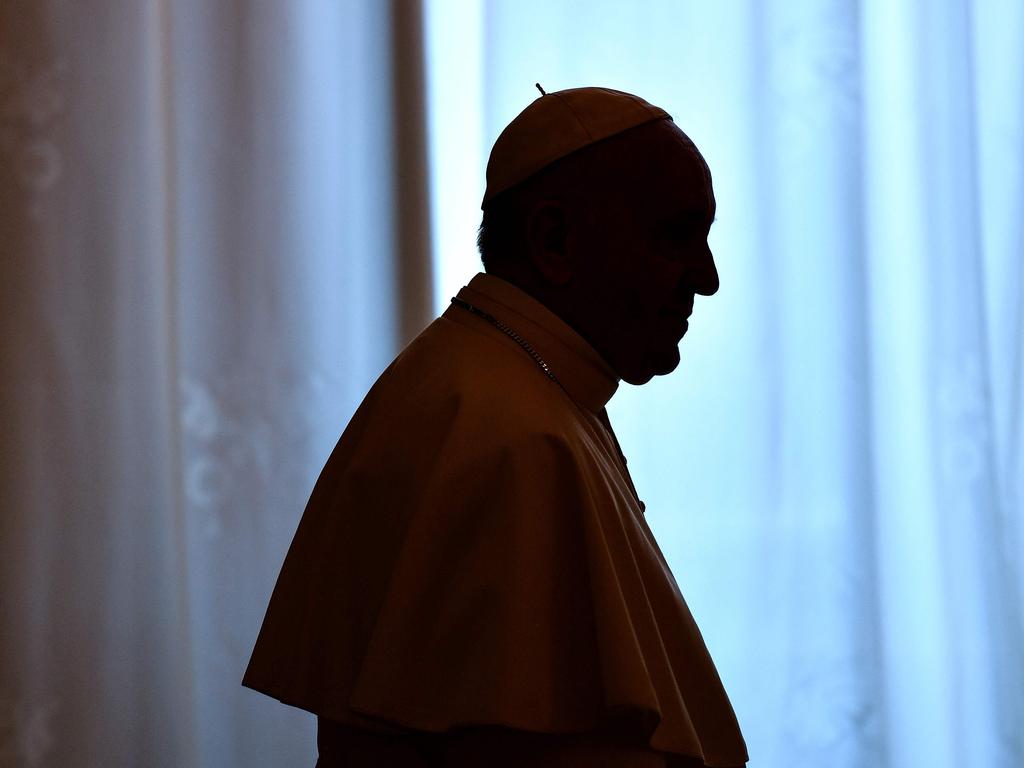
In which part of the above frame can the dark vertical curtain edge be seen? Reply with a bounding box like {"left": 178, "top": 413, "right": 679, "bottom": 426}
{"left": 389, "top": 0, "right": 435, "bottom": 347}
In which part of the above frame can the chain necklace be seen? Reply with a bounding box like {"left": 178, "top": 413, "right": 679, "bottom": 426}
{"left": 450, "top": 296, "right": 562, "bottom": 385}
{"left": 449, "top": 296, "right": 644, "bottom": 510}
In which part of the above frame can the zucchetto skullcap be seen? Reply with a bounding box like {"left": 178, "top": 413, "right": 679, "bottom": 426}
{"left": 481, "top": 86, "right": 672, "bottom": 208}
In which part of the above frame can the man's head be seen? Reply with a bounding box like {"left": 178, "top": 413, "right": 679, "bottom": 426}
{"left": 478, "top": 88, "right": 718, "bottom": 386}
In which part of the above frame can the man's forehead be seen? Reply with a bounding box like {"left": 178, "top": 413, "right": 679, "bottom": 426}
{"left": 645, "top": 121, "right": 710, "bottom": 178}
{"left": 661, "top": 121, "right": 706, "bottom": 163}
{"left": 625, "top": 122, "right": 714, "bottom": 215}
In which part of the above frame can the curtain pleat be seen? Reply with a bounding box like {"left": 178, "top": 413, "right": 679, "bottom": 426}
{"left": 427, "top": 2, "right": 1024, "bottom": 767}
{"left": 0, "top": 1, "right": 430, "bottom": 765}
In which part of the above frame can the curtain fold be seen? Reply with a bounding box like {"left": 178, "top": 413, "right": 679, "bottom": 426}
{"left": 427, "top": 2, "right": 1023, "bottom": 766}
{"left": 1, "top": 1, "right": 431, "bottom": 765}
{"left": 861, "top": 0, "right": 1024, "bottom": 762}
{"left": 391, "top": 0, "right": 436, "bottom": 346}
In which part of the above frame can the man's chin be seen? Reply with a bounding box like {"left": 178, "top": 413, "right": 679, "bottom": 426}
{"left": 653, "top": 347, "right": 682, "bottom": 377}
{"left": 621, "top": 346, "right": 681, "bottom": 385}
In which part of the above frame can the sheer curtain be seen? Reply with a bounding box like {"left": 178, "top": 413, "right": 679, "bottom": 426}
{"left": 427, "top": 1, "right": 1023, "bottom": 767}
{"left": 2, "top": 1, "right": 1021, "bottom": 767}
{"left": 1, "top": 1, "right": 431, "bottom": 765}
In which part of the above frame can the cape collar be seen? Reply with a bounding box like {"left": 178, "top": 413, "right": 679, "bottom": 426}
{"left": 443, "top": 273, "right": 620, "bottom": 413}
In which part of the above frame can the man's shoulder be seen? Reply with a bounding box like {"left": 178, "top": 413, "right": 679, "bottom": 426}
{"left": 372, "top": 314, "right": 575, "bottom": 434}
{"left": 324, "top": 315, "right": 584, "bottom": 485}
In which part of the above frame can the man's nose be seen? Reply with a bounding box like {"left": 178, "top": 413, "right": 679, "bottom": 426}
{"left": 692, "top": 248, "right": 719, "bottom": 296}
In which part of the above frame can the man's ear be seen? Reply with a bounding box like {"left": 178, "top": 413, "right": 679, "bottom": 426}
{"left": 526, "top": 200, "right": 572, "bottom": 286}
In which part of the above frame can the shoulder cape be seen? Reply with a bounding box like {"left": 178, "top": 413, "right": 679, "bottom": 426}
{"left": 242, "top": 318, "right": 748, "bottom": 767}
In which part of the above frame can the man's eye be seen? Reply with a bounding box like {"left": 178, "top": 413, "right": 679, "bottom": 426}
{"left": 661, "top": 226, "right": 700, "bottom": 246}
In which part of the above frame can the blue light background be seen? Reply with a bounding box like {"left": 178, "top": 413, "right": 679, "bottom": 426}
{"left": 424, "top": 2, "right": 1024, "bottom": 766}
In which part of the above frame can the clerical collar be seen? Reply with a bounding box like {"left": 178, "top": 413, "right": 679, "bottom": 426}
{"left": 443, "top": 273, "right": 620, "bottom": 413}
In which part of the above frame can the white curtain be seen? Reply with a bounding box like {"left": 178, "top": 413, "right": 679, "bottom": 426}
{"left": 2, "top": 1, "right": 1022, "bottom": 767}
{"left": 0, "top": 1, "right": 431, "bottom": 765}
{"left": 427, "top": 1, "right": 1024, "bottom": 767}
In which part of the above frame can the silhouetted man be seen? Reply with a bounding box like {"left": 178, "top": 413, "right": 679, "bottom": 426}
{"left": 243, "top": 86, "right": 748, "bottom": 768}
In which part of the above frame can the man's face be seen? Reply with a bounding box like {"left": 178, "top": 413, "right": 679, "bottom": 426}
{"left": 571, "top": 120, "right": 718, "bottom": 385}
